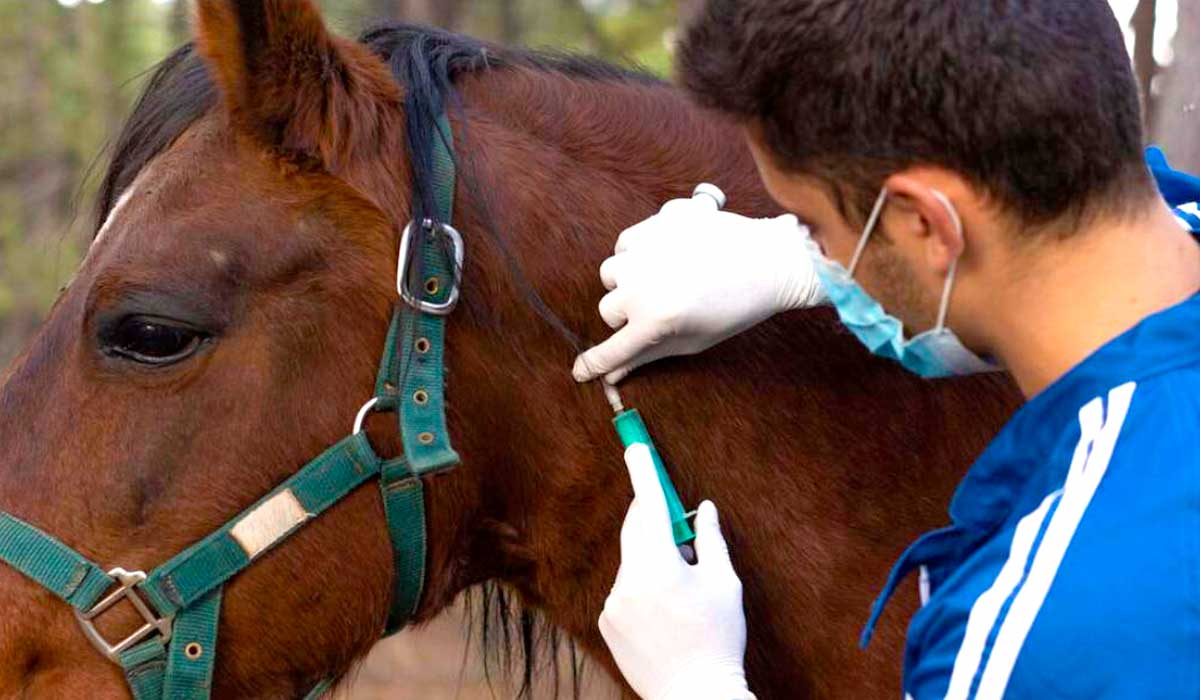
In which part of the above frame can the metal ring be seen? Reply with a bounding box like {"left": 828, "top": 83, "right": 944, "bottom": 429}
{"left": 353, "top": 397, "right": 380, "bottom": 435}
{"left": 396, "top": 219, "right": 465, "bottom": 316}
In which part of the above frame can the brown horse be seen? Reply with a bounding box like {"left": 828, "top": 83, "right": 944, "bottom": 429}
{"left": 0, "top": 2, "right": 1020, "bottom": 697}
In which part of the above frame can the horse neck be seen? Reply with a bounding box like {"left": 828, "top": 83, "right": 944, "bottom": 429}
{"left": 390, "top": 69, "right": 781, "bottom": 655}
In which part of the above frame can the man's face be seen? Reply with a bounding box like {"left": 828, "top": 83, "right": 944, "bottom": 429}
{"left": 745, "top": 131, "right": 939, "bottom": 336}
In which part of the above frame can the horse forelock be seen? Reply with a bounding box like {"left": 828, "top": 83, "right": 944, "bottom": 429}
{"left": 94, "top": 43, "right": 216, "bottom": 237}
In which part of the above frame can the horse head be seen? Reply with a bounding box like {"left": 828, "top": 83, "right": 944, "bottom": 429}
{"left": 0, "top": 3, "right": 465, "bottom": 696}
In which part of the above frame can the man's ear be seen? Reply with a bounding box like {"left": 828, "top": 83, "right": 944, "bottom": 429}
{"left": 885, "top": 173, "right": 966, "bottom": 276}
{"left": 194, "top": 0, "right": 400, "bottom": 170}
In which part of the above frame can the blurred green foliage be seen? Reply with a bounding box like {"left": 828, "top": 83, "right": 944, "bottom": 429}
{"left": 0, "top": 0, "right": 681, "bottom": 366}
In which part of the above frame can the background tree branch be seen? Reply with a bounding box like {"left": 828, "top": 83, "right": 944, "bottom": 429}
{"left": 1154, "top": 0, "right": 1200, "bottom": 171}
{"left": 1131, "top": 0, "right": 1160, "bottom": 128}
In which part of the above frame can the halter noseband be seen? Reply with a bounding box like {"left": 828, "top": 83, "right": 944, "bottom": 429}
{"left": 0, "top": 112, "right": 463, "bottom": 700}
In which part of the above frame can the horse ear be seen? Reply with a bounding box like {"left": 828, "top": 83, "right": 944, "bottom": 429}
{"left": 193, "top": 0, "right": 399, "bottom": 168}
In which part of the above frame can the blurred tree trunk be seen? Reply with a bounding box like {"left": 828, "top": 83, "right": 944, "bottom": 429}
{"left": 1131, "top": 0, "right": 1158, "bottom": 128}
{"left": 1155, "top": 1, "right": 1200, "bottom": 172}
{"left": 560, "top": 0, "right": 616, "bottom": 56}
{"left": 20, "top": 1, "right": 60, "bottom": 239}
{"left": 680, "top": 0, "right": 704, "bottom": 26}
{"left": 397, "top": 0, "right": 466, "bottom": 28}
{"left": 435, "top": 0, "right": 466, "bottom": 28}
{"left": 499, "top": 0, "right": 522, "bottom": 45}
{"left": 168, "top": 0, "right": 190, "bottom": 47}
{"left": 367, "top": 0, "right": 403, "bottom": 20}
{"left": 99, "top": 0, "right": 133, "bottom": 130}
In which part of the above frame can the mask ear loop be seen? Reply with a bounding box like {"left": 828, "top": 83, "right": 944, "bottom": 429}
{"left": 848, "top": 188, "right": 890, "bottom": 276}
{"left": 935, "top": 262, "right": 958, "bottom": 331}
{"left": 930, "top": 189, "right": 964, "bottom": 332}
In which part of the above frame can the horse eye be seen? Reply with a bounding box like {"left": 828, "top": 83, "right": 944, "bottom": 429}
{"left": 103, "top": 316, "right": 207, "bottom": 366}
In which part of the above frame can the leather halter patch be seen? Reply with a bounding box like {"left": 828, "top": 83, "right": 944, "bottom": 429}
{"left": 231, "top": 489, "right": 310, "bottom": 559}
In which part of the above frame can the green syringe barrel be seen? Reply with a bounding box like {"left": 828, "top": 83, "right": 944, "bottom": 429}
{"left": 612, "top": 409, "right": 696, "bottom": 547}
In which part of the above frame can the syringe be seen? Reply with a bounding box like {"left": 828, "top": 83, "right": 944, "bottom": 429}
{"left": 602, "top": 183, "right": 728, "bottom": 564}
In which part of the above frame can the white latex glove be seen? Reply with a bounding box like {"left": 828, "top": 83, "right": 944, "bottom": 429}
{"left": 573, "top": 196, "right": 826, "bottom": 384}
{"left": 599, "top": 445, "right": 755, "bottom": 700}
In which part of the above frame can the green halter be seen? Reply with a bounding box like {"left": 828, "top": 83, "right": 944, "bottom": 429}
{"left": 0, "top": 113, "right": 462, "bottom": 699}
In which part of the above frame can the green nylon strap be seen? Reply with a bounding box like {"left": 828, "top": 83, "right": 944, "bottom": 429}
{"left": 370, "top": 109, "right": 458, "bottom": 633}
{"left": 397, "top": 309, "right": 459, "bottom": 475}
{"left": 141, "top": 432, "right": 384, "bottom": 617}
{"left": 163, "top": 587, "right": 223, "bottom": 699}
{"left": 430, "top": 112, "right": 456, "bottom": 234}
{"left": 120, "top": 639, "right": 166, "bottom": 700}
{"left": 373, "top": 309, "right": 406, "bottom": 402}
{"left": 0, "top": 513, "right": 114, "bottom": 612}
{"left": 393, "top": 111, "right": 461, "bottom": 477}
{"left": 380, "top": 459, "right": 426, "bottom": 635}
{"left": 119, "top": 587, "right": 221, "bottom": 700}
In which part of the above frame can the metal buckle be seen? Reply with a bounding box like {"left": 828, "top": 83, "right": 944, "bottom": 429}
{"left": 397, "top": 218, "right": 464, "bottom": 316}
{"left": 74, "top": 568, "right": 173, "bottom": 662}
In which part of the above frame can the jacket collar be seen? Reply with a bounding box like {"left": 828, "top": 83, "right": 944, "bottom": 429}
{"left": 949, "top": 291, "right": 1200, "bottom": 529}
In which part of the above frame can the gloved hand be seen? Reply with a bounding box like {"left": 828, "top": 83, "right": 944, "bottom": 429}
{"left": 599, "top": 445, "right": 755, "bottom": 700}
{"left": 573, "top": 196, "right": 826, "bottom": 384}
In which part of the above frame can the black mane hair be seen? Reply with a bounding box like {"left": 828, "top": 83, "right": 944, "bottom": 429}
{"left": 92, "top": 21, "right": 656, "bottom": 698}
{"left": 93, "top": 43, "right": 216, "bottom": 231}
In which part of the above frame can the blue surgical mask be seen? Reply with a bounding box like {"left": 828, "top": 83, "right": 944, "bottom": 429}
{"left": 807, "top": 187, "right": 1000, "bottom": 378}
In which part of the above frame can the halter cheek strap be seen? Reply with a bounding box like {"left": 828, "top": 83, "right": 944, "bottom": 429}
{"left": 0, "top": 111, "right": 463, "bottom": 699}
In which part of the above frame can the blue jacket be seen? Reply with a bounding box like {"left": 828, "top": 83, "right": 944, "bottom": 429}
{"left": 863, "top": 149, "right": 1200, "bottom": 699}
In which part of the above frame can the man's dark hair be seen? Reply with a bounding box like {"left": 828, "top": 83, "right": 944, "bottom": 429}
{"left": 678, "top": 0, "right": 1155, "bottom": 231}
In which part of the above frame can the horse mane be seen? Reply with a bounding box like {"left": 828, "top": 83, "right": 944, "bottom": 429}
{"left": 93, "top": 43, "right": 216, "bottom": 233}
{"left": 92, "top": 21, "right": 659, "bottom": 698}
{"left": 94, "top": 22, "right": 659, "bottom": 235}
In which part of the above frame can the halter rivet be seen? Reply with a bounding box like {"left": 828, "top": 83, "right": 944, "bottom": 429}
{"left": 415, "top": 337, "right": 431, "bottom": 354}
{"left": 184, "top": 642, "right": 203, "bottom": 660}
{"left": 424, "top": 277, "right": 440, "bottom": 295}
{"left": 418, "top": 432, "right": 435, "bottom": 445}
{"left": 413, "top": 389, "right": 430, "bottom": 406}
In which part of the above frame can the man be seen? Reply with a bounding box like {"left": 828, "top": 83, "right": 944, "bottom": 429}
{"left": 575, "top": 1, "right": 1200, "bottom": 699}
